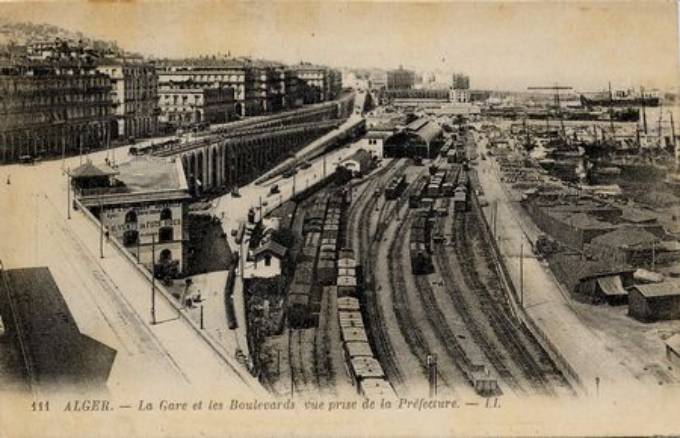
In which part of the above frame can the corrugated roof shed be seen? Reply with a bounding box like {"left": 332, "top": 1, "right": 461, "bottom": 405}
{"left": 590, "top": 226, "right": 659, "bottom": 249}
{"left": 633, "top": 280, "right": 680, "bottom": 298}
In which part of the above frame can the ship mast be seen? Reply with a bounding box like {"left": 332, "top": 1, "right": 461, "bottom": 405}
{"left": 671, "top": 111, "right": 678, "bottom": 167}
{"left": 641, "top": 86, "right": 648, "bottom": 134}
{"left": 608, "top": 82, "right": 615, "bottom": 135}
{"left": 658, "top": 102, "right": 663, "bottom": 148}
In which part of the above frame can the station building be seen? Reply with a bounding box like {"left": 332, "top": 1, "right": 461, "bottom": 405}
{"left": 383, "top": 118, "right": 444, "bottom": 159}
{"left": 72, "top": 156, "right": 190, "bottom": 276}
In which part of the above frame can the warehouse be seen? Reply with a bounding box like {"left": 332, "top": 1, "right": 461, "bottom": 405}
{"left": 628, "top": 280, "right": 680, "bottom": 322}
{"left": 586, "top": 226, "right": 661, "bottom": 268}
{"left": 549, "top": 254, "right": 634, "bottom": 305}
{"left": 383, "top": 118, "right": 443, "bottom": 159}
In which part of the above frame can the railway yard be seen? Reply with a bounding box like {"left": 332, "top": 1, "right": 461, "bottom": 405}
{"left": 255, "top": 128, "right": 575, "bottom": 401}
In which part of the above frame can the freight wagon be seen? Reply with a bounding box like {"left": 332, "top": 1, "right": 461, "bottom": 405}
{"left": 409, "top": 175, "right": 430, "bottom": 208}
{"left": 384, "top": 175, "right": 407, "bottom": 200}
{"left": 453, "top": 191, "right": 467, "bottom": 212}
{"left": 287, "top": 290, "right": 310, "bottom": 328}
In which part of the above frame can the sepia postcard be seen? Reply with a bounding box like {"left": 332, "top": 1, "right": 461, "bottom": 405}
{"left": 0, "top": 1, "right": 679, "bottom": 436}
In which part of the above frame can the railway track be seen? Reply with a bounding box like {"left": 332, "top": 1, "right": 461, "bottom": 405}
{"left": 452, "top": 211, "right": 555, "bottom": 395}
{"left": 313, "top": 289, "right": 336, "bottom": 396}
{"left": 433, "top": 236, "right": 522, "bottom": 393}
{"left": 386, "top": 210, "right": 442, "bottom": 385}
{"left": 347, "top": 160, "right": 407, "bottom": 392}
{"left": 288, "top": 328, "right": 318, "bottom": 397}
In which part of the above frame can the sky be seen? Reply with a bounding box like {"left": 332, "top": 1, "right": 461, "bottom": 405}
{"left": 1, "top": 1, "right": 679, "bottom": 92}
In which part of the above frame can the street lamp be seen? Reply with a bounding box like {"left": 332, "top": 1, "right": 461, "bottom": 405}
{"left": 66, "top": 167, "right": 71, "bottom": 220}
{"left": 99, "top": 200, "right": 104, "bottom": 259}
{"left": 151, "top": 234, "right": 157, "bottom": 325}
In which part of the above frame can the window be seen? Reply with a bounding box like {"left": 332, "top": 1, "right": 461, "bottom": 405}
{"left": 159, "top": 249, "right": 172, "bottom": 263}
{"left": 160, "top": 208, "right": 172, "bottom": 221}
{"left": 125, "top": 210, "right": 137, "bottom": 223}
{"left": 264, "top": 255, "right": 272, "bottom": 267}
{"left": 158, "top": 226, "right": 173, "bottom": 243}
{"left": 123, "top": 230, "right": 139, "bottom": 246}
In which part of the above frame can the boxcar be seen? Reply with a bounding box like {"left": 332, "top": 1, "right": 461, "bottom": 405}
{"left": 288, "top": 293, "right": 310, "bottom": 328}
{"left": 337, "top": 296, "right": 361, "bottom": 311}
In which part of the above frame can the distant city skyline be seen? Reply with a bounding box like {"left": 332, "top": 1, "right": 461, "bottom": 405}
{"left": 1, "top": 1, "right": 678, "bottom": 92}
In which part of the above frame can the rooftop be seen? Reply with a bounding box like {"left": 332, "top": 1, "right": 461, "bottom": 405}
{"left": 0, "top": 267, "right": 116, "bottom": 386}
{"left": 70, "top": 160, "right": 118, "bottom": 178}
{"left": 115, "top": 155, "right": 187, "bottom": 193}
{"left": 590, "top": 225, "right": 659, "bottom": 249}
{"left": 620, "top": 206, "right": 658, "bottom": 224}
{"left": 665, "top": 333, "right": 680, "bottom": 353}
{"left": 252, "top": 240, "right": 287, "bottom": 259}
{"left": 633, "top": 280, "right": 680, "bottom": 298}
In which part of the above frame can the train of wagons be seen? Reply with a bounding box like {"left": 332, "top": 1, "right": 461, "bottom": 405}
{"left": 407, "top": 164, "right": 470, "bottom": 275}
{"left": 287, "top": 185, "right": 397, "bottom": 399}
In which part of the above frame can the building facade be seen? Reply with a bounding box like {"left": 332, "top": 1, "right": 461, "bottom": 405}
{"left": 157, "top": 61, "right": 259, "bottom": 117}
{"left": 387, "top": 66, "right": 415, "bottom": 90}
{"left": 452, "top": 73, "right": 470, "bottom": 90}
{"left": 0, "top": 60, "right": 114, "bottom": 163}
{"left": 96, "top": 60, "right": 159, "bottom": 140}
{"left": 293, "top": 63, "right": 342, "bottom": 104}
{"left": 159, "top": 83, "right": 235, "bottom": 127}
{"left": 74, "top": 157, "right": 190, "bottom": 276}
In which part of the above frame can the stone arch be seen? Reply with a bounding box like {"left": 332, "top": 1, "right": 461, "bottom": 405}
{"left": 196, "top": 149, "right": 205, "bottom": 185}
{"left": 211, "top": 146, "right": 219, "bottom": 188}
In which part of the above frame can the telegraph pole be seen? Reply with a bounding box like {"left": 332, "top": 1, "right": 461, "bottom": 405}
{"left": 99, "top": 200, "right": 104, "bottom": 259}
{"left": 519, "top": 243, "right": 524, "bottom": 307}
{"left": 151, "top": 234, "right": 157, "bottom": 325}
{"left": 66, "top": 168, "right": 71, "bottom": 220}
{"left": 200, "top": 304, "right": 205, "bottom": 329}
{"left": 427, "top": 354, "right": 438, "bottom": 398}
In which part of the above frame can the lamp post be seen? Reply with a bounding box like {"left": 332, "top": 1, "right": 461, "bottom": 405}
{"left": 519, "top": 243, "right": 524, "bottom": 307}
{"left": 151, "top": 234, "right": 157, "bottom": 325}
{"left": 66, "top": 168, "right": 71, "bottom": 220}
{"left": 99, "top": 200, "right": 104, "bottom": 259}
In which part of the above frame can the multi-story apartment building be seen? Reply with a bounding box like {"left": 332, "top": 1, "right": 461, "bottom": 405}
{"left": 156, "top": 60, "right": 259, "bottom": 117}
{"left": 369, "top": 70, "right": 388, "bottom": 91}
{"left": 452, "top": 73, "right": 470, "bottom": 90}
{"left": 96, "top": 59, "right": 159, "bottom": 140}
{"left": 387, "top": 66, "right": 415, "bottom": 90}
{"left": 292, "top": 63, "right": 342, "bottom": 104}
{"left": 158, "top": 82, "right": 235, "bottom": 127}
{"left": 0, "top": 59, "right": 114, "bottom": 163}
